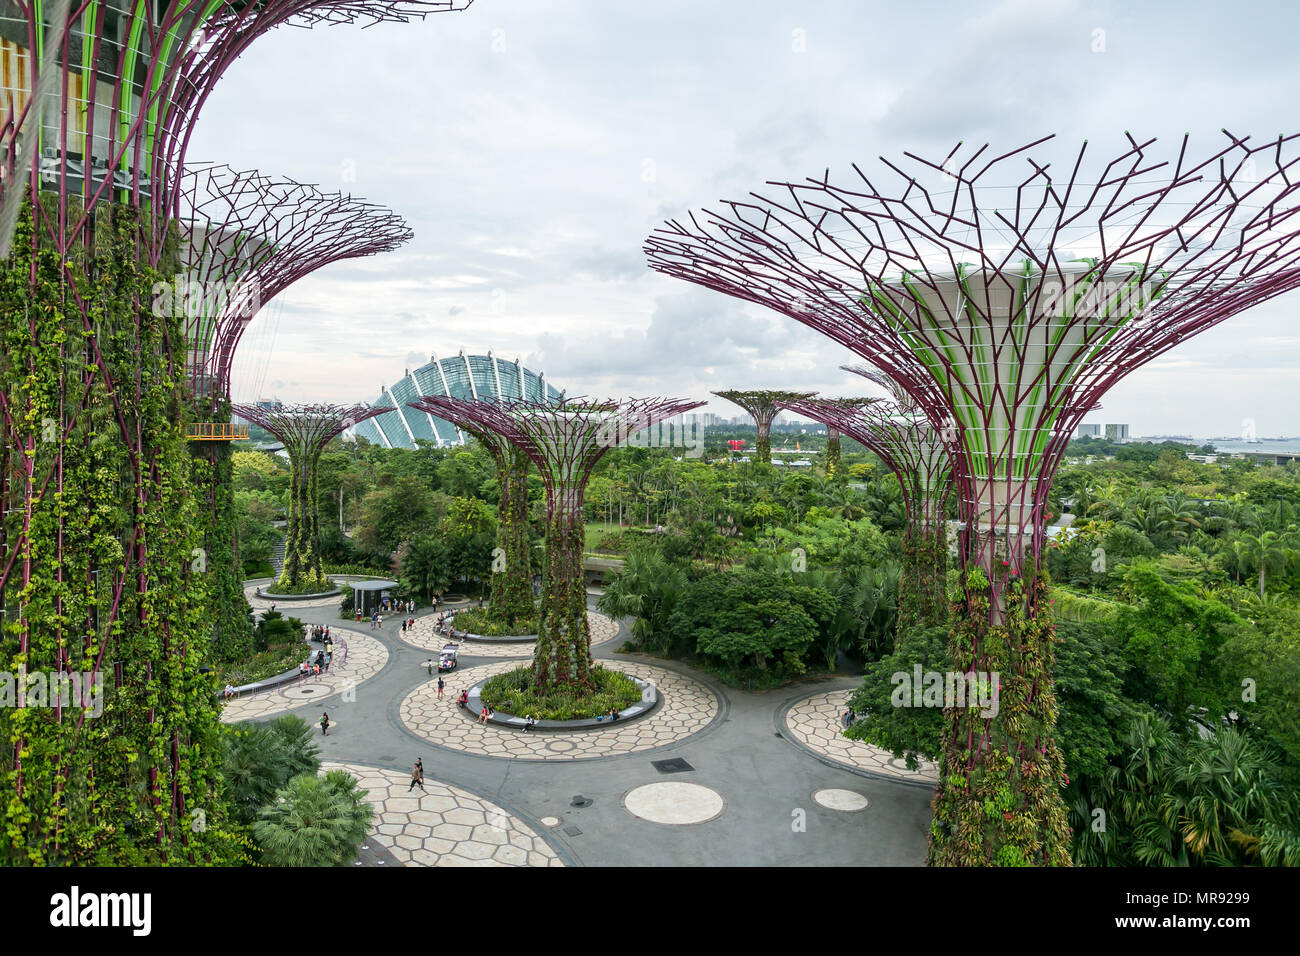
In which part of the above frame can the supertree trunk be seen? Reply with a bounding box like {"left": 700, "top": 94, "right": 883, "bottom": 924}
{"left": 825, "top": 427, "right": 841, "bottom": 477}
{"left": 281, "top": 448, "right": 326, "bottom": 591}
{"left": 1, "top": 202, "right": 229, "bottom": 864}
{"left": 490, "top": 446, "right": 535, "bottom": 625}
{"left": 534, "top": 488, "right": 593, "bottom": 692}
{"left": 898, "top": 499, "right": 950, "bottom": 638}
{"left": 189, "top": 402, "right": 253, "bottom": 662}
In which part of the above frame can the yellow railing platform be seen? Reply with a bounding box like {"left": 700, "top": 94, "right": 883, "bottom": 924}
{"left": 186, "top": 422, "right": 250, "bottom": 441}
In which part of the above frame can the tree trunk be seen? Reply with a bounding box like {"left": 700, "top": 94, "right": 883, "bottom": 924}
{"left": 532, "top": 488, "right": 593, "bottom": 693}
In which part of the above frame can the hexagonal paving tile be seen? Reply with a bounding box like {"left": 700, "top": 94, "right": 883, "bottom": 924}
{"left": 323, "top": 761, "right": 563, "bottom": 867}
{"left": 782, "top": 690, "right": 939, "bottom": 784}
{"left": 398, "top": 659, "right": 719, "bottom": 760}
{"left": 220, "top": 629, "right": 389, "bottom": 724}
{"left": 399, "top": 610, "right": 620, "bottom": 657}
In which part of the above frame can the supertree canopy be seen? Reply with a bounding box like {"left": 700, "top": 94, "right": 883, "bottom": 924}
{"left": 0, "top": 0, "right": 472, "bottom": 866}
{"left": 0, "top": 0, "right": 472, "bottom": 258}
{"left": 778, "top": 389, "right": 952, "bottom": 637}
{"left": 407, "top": 397, "right": 536, "bottom": 626}
{"left": 174, "top": 162, "right": 411, "bottom": 658}
{"left": 647, "top": 132, "right": 1300, "bottom": 867}
{"left": 176, "top": 163, "right": 414, "bottom": 410}
{"left": 413, "top": 396, "right": 703, "bottom": 693}
{"left": 712, "top": 389, "right": 813, "bottom": 465}
{"left": 231, "top": 404, "right": 390, "bottom": 594}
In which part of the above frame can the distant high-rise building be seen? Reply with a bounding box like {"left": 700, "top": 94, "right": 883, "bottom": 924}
{"left": 1077, "top": 423, "right": 1101, "bottom": 438}
{"left": 1105, "top": 423, "right": 1129, "bottom": 441}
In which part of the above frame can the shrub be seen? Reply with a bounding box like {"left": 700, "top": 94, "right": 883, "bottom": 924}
{"left": 479, "top": 666, "right": 641, "bottom": 720}
{"left": 222, "top": 715, "right": 320, "bottom": 826}
{"left": 450, "top": 607, "right": 538, "bottom": 636}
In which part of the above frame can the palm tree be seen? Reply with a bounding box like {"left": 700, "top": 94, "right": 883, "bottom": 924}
{"left": 1234, "top": 530, "right": 1294, "bottom": 599}
{"left": 253, "top": 771, "right": 374, "bottom": 867}
{"left": 822, "top": 484, "right": 867, "bottom": 521}
{"left": 596, "top": 549, "right": 687, "bottom": 652}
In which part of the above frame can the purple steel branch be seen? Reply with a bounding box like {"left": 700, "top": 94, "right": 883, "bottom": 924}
{"left": 778, "top": 395, "right": 951, "bottom": 523}
{"left": 230, "top": 402, "right": 390, "bottom": 459}
{"left": 177, "top": 163, "right": 413, "bottom": 408}
{"left": 0, "top": 1, "right": 472, "bottom": 258}
{"left": 408, "top": 396, "right": 707, "bottom": 517}
{"left": 646, "top": 132, "right": 1300, "bottom": 605}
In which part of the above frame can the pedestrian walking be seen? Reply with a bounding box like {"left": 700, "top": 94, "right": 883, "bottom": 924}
{"left": 408, "top": 758, "right": 426, "bottom": 792}
{"left": 437, "top": 677, "right": 445, "bottom": 698}
{"left": 320, "top": 712, "right": 330, "bottom": 736}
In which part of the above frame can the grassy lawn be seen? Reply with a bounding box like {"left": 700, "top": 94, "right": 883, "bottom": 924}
{"left": 584, "top": 522, "right": 622, "bottom": 552}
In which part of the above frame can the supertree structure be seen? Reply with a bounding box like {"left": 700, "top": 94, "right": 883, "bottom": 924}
{"left": 779, "top": 392, "right": 951, "bottom": 637}
{"left": 712, "top": 389, "right": 813, "bottom": 465}
{"left": 413, "top": 396, "right": 704, "bottom": 693}
{"left": 174, "top": 163, "right": 411, "bottom": 658}
{"left": 406, "top": 400, "right": 535, "bottom": 627}
{"left": 647, "top": 132, "right": 1300, "bottom": 867}
{"left": 176, "top": 163, "right": 414, "bottom": 411}
{"left": 0, "top": 0, "right": 471, "bottom": 866}
{"left": 231, "top": 404, "right": 390, "bottom": 594}
{"left": 823, "top": 423, "right": 842, "bottom": 477}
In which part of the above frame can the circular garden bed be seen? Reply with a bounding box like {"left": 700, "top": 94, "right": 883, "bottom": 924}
{"left": 445, "top": 608, "right": 539, "bottom": 643}
{"left": 257, "top": 585, "right": 341, "bottom": 601}
{"left": 466, "top": 666, "right": 659, "bottom": 729}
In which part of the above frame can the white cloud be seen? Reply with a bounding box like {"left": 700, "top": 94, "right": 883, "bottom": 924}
{"left": 197, "top": 0, "right": 1300, "bottom": 436}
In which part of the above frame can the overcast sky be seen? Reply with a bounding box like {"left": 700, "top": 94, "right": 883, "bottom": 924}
{"left": 191, "top": 0, "right": 1300, "bottom": 439}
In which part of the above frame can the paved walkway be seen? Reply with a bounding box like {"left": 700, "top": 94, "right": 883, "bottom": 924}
{"left": 399, "top": 610, "right": 619, "bottom": 657}
{"left": 324, "top": 761, "right": 563, "bottom": 867}
{"left": 781, "top": 690, "right": 939, "bottom": 785}
{"left": 220, "top": 629, "right": 389, "bottom": 724}
{"left": 398, "top": 659, "right": 719, "bottom": 760}
{"left": 235, "top": 587, "right": 934, "bottom": 866}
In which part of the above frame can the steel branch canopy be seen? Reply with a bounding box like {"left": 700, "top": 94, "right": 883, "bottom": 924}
{"left": 712, "top": 389, "right": 813, "bottom": 464}
{"left": 176, "top": 163, "right": 413, "bottom": 408}
{"left": 410, "top": 396, "right": 706, "bottom": 519}
{"left": 231, "top": 402, "right": 389, "bottom": 468}
{"left": 0, "top": 0, "right": 473, "bottom": 256}
{"left": 647, "top": 131, "right": 1300, "bottom": 600}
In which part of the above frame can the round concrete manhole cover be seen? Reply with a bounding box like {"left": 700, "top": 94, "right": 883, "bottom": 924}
{"left": 812, "top": 789, "right": 870, "bottom": 812}
{"left": 623, "top": 782, "right": 725, "bottom": 825}
{"left": 281, "top": 683, "right": 329, "bottom": 699}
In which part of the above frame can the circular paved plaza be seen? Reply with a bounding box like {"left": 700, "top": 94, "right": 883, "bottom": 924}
{"left": 399, "top": 610, "right": 620, "bottom": 657}
{"left": 243, "top": 582, "right": 344, "bottom": 611}
{"left": 324, "top": 761, "right": 563, "bottom": 867}
{"left": 227, "top": 583, "right": 936, "bottom": 865}
{"left": 398, "top": 659, "right": 719, "bottom": 760}
{"left": 781, "top": 690, "right": 940, "bottom": 785}
{"left": 220, "top": 629, "right": 389, "bottom": 723}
